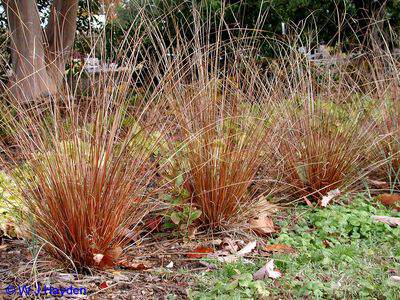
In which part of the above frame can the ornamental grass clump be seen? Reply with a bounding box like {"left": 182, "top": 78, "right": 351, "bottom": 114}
{"left": 372, "top": 98, "right": 400, "bottom": 192}
{"left": 165, "top": 83, "right": 272, "bottom": 228}
{"left": 153, "top": 21, "right": 275, "bottom": 228}
{"left": 1, "top": 94, "right": 165, "bottom": 270}
{"left": 0, "top": 24, "right": 167, "bottom": 270}
{"left": 253, "top": 38, "right": 381, "bottom": 203}
{"left": 273, "top": 106, "right": 370, "bottom": 203}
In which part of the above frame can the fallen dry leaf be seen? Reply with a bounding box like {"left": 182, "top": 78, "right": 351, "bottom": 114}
{"left": 264, "top": 244, "right": 295, "bottom": 254}
{"left": 186, "top": 246, "right": 214, "bottom": 259}
{"left": 249, "top": 214, "right": 275, "bottom": 235}
{"left": 368, "top": 179, "right": 389, "bottom": 188}
{"left": 0, "top": 244, "right": 8, "bottom": 251}
{"left": 320, "top": 188, "right": 341, "bottom": 207}
{"left": 372, "top": 215, "right": 400, "bottom": 226}
{"left": 99, "top": 282, "right": 108, "bottom": 289}
{"left": 117, "top": 260, "right": 151, "bottom": 270}
{"left": 237, "top": 241, "right": 257, "bottom": 256}
{"left": 253, "top": 259, "right": 282, "bottom": 280}
{"left": 376, "top": 194, "right": 400, "bottom": 209}
{"left": 93, "top": 253, "right": 104, "bottom": 265}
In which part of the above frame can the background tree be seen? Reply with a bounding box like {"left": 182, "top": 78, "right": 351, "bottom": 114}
{"left": 3, "top": 0, "right": 78, "bottom": 101}
{"left": 114, "top": 0, "right": 399, "bottom": 56}
{"left": 0, "top": 0, "right": 101, "bottom": 101}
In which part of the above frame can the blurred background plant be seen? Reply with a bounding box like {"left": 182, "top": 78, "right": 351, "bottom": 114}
{"left": 0, "top": 171, "right": 24, "bottom": 238}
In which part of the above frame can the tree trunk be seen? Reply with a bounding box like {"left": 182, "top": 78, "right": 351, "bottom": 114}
{"left": 5, "top": 0, "right": 78, "bottom": 102}
{"left": 45, "top": 0, "right": 79, "bottom": 85}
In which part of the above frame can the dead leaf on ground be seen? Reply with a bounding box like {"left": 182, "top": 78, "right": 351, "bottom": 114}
{"left": 93, "top": 253, "right": 104, "bottom": 265}
{"left": 253, "top": 259, "right": 282, "bottom": 280}
{"left": 320, "top": 188, "right": 341, "bottom": 207}
{"left": 372, "top": 215, "right": 400, "bottom": 227}
{"left": 237, "top": 241, "right": 257, "bottom": 256}
{"left": 117, "top": 260, "right": 152, "bottom": 270}
{"left": 186, "top": 246, "right": 214, "bottom": 259}
{"left": 376, "top": 194, "right": 400, "bottom": 209}
{"left": 368, "top": 179, "right": 389, "bottom": 189}
{"left": 0, "top": 244, "right": 8, "bottom": 251}
{"left": 249, "top": 214, "right": 275, "bottom": 235}
{"left": 264, "top": 244, "right": 295, "bottom": 254}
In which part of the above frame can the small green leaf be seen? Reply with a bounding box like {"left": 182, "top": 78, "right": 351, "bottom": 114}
{"left": 162, "top": 194, "right": 173, "bottom": 202}
{"left": 175, "top": 174, "right": 184, "bottom": 188}
{"left": 180, "top": 188, "right": 190, "bottom": 199}
{"left": 189, "top": 209, "right": 202, "bottom": 222}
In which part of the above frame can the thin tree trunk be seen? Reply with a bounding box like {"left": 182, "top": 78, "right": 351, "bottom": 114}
{"left": 5, "top": 0, "right": 78, "bottom": 102}
{"left": 45, "top": 0, "right": 79, "bottom": 85}
{"left": 5, "top": 0, "right": 57, "bottom": 102}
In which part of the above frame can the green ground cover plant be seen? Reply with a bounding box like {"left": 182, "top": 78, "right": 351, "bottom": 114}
{"left": 190, "top": 195, "right": 400, "bottom": 299}
{"left": 0, "top": 171, "right": 23, "bottom": 238}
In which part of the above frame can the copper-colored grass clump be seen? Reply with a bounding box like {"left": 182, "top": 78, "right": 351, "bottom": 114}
{"left": 274, "top": 108, "right": 368, "bottom": 202}
{"left": 162, "top": 57, "right": 272, "bottom": 228}
{"left": 3, "top": 103, "right": 160, "bottom": 270}
{"left": 375, "top": 100, "right": 400, "bottom": 191}
{"left": 170, "top": 86, "right": 270, "bottom": 228}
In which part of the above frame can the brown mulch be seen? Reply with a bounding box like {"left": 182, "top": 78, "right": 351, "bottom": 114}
{"left": 0, "top": 230, "right": 261, "bottom": 300}
{"left": 0, "top": 237, "right": 206, "bottom": 299}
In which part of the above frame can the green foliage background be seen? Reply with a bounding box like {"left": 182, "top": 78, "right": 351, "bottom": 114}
{"left": 114, "top": 0, "right": 400, "bottom": 56}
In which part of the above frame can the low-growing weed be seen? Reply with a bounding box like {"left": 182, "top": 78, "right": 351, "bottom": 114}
{"left": 190, "top": 195, "right": 400, "bottom": 299}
